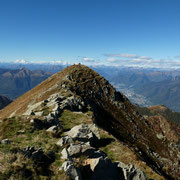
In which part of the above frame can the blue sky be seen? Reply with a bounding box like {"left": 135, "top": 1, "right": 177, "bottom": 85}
{"left": 0, "top": 0, "right": 180, "bottom": 68}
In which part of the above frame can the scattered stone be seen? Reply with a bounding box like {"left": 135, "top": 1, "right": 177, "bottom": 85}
{"left": 23, "top": 101, "right": 43, "bottom": 115}
{"left": 46, "top": 125, "right": 62, "bottom": 135}
{"left": 60, "top": 160, "right": 82, "bottom": 180}
{"left": 80, "top": 142, "right": 95, "bottom": 155}
{"left": 65, "top": 124, "right": 99, "bottom": 144}
{"left": 1, "top": 139, "right": 11, "bottom": 144}
{"left": 44, "top": 114, "right": 61, "bottom": 128}
{"left": 117, "top": 162, "right": 147, "bottom": 180}
{"left": 61, "top": 148, "right": 69, "bottom": 159}
{"left": 59, "top": 95, "right": 86, "bottom": 112}
{"left": 17, "top": 130, "right": 26, "bottom": 135}
{"left": 34, "top": 111, "right": 44, "bottom": 116}
{"left": 67, "top": 143, "right": 82, "bottom": 157}
{"left": 23, "top": 146, "right": 55, "bottom": 166}
{"left": 88, "top": 124, "right": 100, "bottom": 139}
{"left": 56, "top": 136, "right": 74, "bottom": 146}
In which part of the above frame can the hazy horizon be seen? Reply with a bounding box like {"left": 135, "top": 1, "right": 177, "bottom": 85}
{"left": 0, "top": 0, "right": 180, "bottom": 68}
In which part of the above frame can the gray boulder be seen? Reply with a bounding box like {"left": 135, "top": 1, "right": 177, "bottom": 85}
{"left": 88, "top": 124, "right": 100, "bottom": 139}
{"left": 60, "top": 96, "right": 85, "bottom": 111}
{"left": 46, "top": 125, "right": 62, "bottom": 135}
{"left": 44, "top": 114, "right": 61, "bottom": 128}
{"left": 61, "top": 148, "right": 69, "bottom": 159}
{"left": 80, "top": 142, "right": 95, "bottom": 155}
{"left": 34, "top": 111, "right": 44, "bottom": 116}
{"left": 65, "top": 124, "right": 99, "bottom": 144}
{"left": 61, "top": 142, "right": 95, "bottom": 159}
{"left": 56, "top": 136, "right": 74, "bottom": 146}
{"left": 1, "top": 139, "right": 11, "bottom": 144}
{"left": 117, "top": 162, "right": 147, "bottom": 180}
{"left": 67, "top": 143, "right": 82, "bottom": 157}
{"left": 60, "top": 160, "right": 82, "bottom": 180}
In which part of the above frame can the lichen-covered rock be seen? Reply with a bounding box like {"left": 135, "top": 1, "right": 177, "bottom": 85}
{"left": 23, "top": 147, "right": 55, "bottom": 166}
{"left": 117, "top": 162, "right": 147, "bottom": 180}
{"left": 60, "top": 160, "right": 82, "bottom": 180}
{"left": 61, "top": 142, "right": 95, "bottom": 159}
{"left": 61, "top": 148, "right": 69, "bottom": 159}
{"left": 65, "top": 124, "right": 99, "bottom": 144}
{"left": 67, "top": 143, "right": 82, "bottom": 157}
{"left": 56, "top": 135, "right": 74, "bottom": 146}
{"left": 44, "top": 114, "right": 61, "bottom": 128}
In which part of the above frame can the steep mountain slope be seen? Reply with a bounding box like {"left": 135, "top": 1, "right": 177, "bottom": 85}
{"left": 94, "top": 66, "right": 180, "bottom": 111}
{"left": 0, "top": 68, "right": 52, "bottom": 99}
{"left": 0, "top": 95, "right": 12, "bottom": 110}
{"left": 135, "top": 104, "right": 180, "bottom": 125}
{"left": 0, "top": 64, "right": 179, "bottom": 179}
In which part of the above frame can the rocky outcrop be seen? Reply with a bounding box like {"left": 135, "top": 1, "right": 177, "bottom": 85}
{"left": 0, "top": 64, "right": 179, "bottom": 179}
{"left": 60, "top": 160, "right": 82, "bottom": 180}
{"left": 117, "top": 162, "right": 147, "bottom": 180}
{"left": 65, "top": 124, "right": 100, "bottom": 145}
{"left": 59, "top": 124, "right": 147, "bottom": 180}
{"left": 56, "top": 65, "right": 179, "bottom": 179}
{"left": 23, "top": 146, "right": 55, "bottom": 166}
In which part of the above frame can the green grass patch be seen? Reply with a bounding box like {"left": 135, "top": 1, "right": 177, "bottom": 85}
{"left": 59, "top": 110, "right": 92, "bottom": 130}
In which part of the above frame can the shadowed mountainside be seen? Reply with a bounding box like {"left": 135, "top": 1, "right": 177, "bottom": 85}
{"left": 135, "top": 104, "right": 180, "bottom": 126}
{"left": 0, "top": 95, "right": 12, "bottom": 110}
{"left": 0, "top": 64, "right": 179, "bottom": 179}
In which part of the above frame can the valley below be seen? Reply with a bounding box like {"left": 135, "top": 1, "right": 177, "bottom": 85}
{"left": 0, "top": 64, "right": 179, "bottom": 179}
{"left": 111, "top": 82, "right": 153, "bottom": 107}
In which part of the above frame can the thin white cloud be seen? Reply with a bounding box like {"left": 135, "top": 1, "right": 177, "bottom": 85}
{"left": 104, "top": 53, "right": 137, "bottom": 58}
{"left": 82, "top": 57, "right": 95, "bottom": 62}
{"left": 106, "top": 55, "right": 180, "bottom": 69}
{"left": 14, "top": 59, "right": 27, "bottom": 64}
{"left": 50, "top": 61, "right": 68, "bottom": 65}
{"left": 107, "top": 58, "right": 117, "bottom": 62}
{"left": 138, "top": 56, "right": 152, "bottom": 60}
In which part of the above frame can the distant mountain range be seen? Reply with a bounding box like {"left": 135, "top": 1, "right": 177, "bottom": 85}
{"left": 92, "top": 66, "right": 180, "bottom": 112}
{"left": 0, "top": 62, "right": 65, "bottom": 73}
{"left": 1, "top": 63, "right": 180, "bottom": 112}
{"left": 135, "top": 77, "right": 180, "bottom": 112}
{"left": 0, "top": 64, "right": 179, "bottom": 179}
{"left": 0, "top": 68, "right": 52, "bottom": 99}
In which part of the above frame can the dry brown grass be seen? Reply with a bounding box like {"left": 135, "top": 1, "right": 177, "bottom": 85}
{"left": 0, "top": 65, "right": 75, "bottom": 121}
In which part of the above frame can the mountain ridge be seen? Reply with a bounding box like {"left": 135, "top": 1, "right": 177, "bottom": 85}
{"left": 0, "top": 64, "right": 179, "bottom": 179}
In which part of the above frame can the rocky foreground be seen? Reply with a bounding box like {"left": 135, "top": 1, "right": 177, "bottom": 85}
{"left": 0, "top": 64, "right": 179, "bottom": 179}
